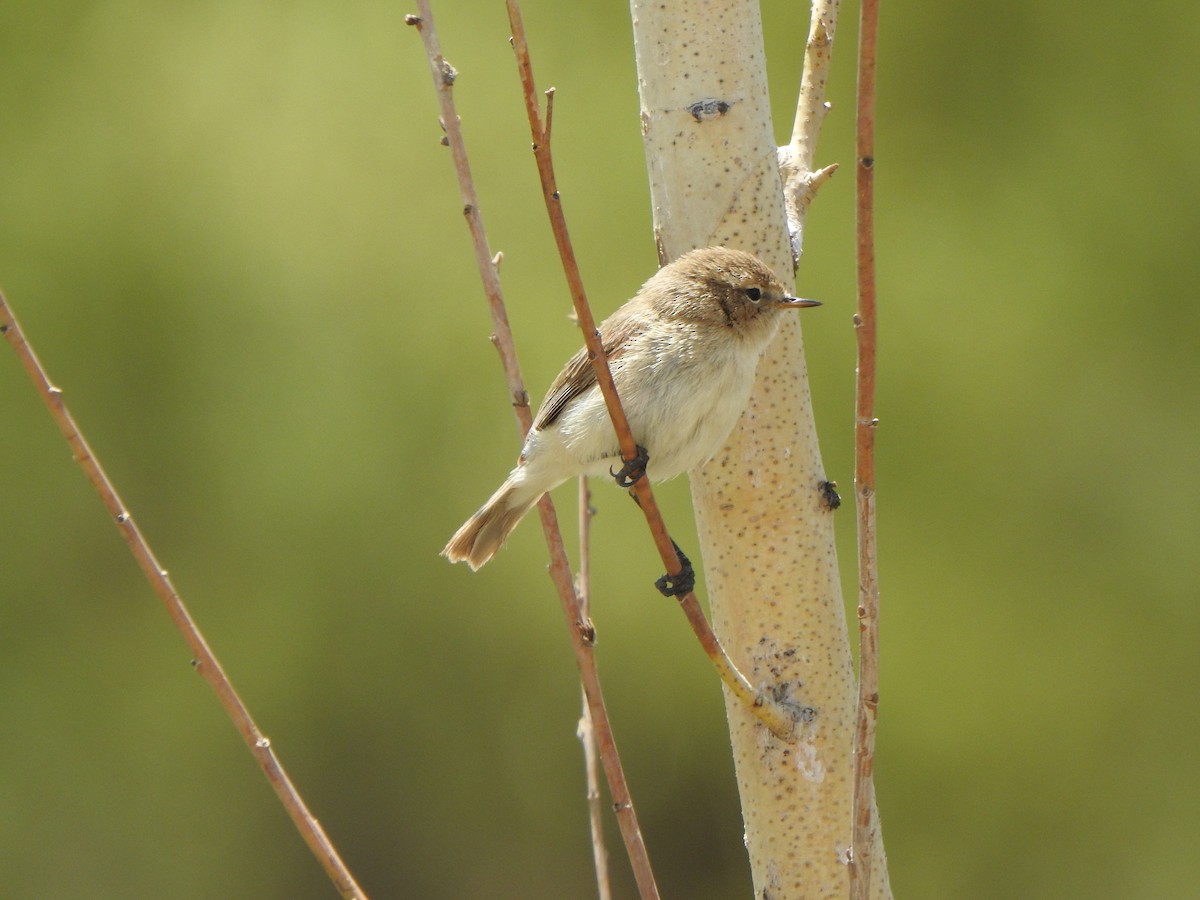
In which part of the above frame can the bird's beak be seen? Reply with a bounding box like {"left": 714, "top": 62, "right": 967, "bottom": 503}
{"left": 777, "top": 295, "right": 822, "bottom": 309}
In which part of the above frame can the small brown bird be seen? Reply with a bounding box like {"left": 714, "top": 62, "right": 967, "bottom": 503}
{"left": 442, "top": 246, "right": 820, "bottom": 570}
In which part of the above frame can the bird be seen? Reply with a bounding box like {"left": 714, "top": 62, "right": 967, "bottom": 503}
{"left": 442, "top": 246, "right": 820, "bottom": 570}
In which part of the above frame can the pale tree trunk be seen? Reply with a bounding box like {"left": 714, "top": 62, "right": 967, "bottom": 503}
{"left": 629, "top": 1, "right": 891, "bottom": 897}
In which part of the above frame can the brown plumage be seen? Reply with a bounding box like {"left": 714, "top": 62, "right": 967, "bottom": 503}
{"left": 443, "top": 247, "right": 819, "bottom": 570}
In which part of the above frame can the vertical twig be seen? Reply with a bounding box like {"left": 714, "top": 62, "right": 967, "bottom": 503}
{"left": 405, "top": 6, "right": 660, "bottom": 898}
{"left": 850, "top": 0, "right": 881, "bottom": 895}
{"left": 505, "top": 0, "right": 801, "bottom": 743}
{"left": 0, "top": 297, "right": 368, "bottom": 900}
{"left": 575, "top": 477, "right": 613, "bottom": 900}
{"left": 780, "top": 0, "right": 842, "bottom": 265}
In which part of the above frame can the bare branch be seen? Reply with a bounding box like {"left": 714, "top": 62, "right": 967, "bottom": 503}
{"left": 405, "top": 7, "right": 530, "bottom": 438}
{"left": 576, "top": 477, "right": 612, "bottom": 900}
{"left": 0, "top": 297, "right": 368, "bottom": 899}
{"left": 779, "top": 0, "right": 843, "bottom": 266}
{"left": 408, "top": 4, "right": 659, "bottom": 897}
{"left": 850, "top": 0, "right": 882, "bottom": 895}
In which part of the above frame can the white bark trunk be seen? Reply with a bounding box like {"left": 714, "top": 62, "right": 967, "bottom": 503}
{"left": 629, "top": 1, "right": 890, "bottom": 896}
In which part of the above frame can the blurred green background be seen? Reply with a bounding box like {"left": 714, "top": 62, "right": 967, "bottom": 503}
{"left": 2, "top": 1, "right": 1197, "bottom": 897}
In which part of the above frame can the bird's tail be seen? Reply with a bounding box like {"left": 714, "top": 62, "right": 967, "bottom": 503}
{"left": 442, "top": 474, "right": 541, "bottom": 570}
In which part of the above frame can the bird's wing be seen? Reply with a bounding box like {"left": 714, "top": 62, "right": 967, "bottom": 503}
{"left": 532, "top": 312, "right": 643, "bottom": 432}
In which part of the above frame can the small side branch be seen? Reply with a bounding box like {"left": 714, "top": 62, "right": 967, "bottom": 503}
{"left": 506, "top": 0, "right": 803, "bottom": 744}
{"left": 779, "top": 0, "right": 842, "bottom": 266}
{"left": 0, "top": 298, "right": 367, "bottom": 899}
{"left": 850, "top": 0, "right": 882, "bottom": 896}
{"left": 407, "top": 5, "right": 658, "bottom": 898}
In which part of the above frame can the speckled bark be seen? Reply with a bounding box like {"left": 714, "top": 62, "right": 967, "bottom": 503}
{"left": 629, "top": 1, "right": 890, "bottom": 897}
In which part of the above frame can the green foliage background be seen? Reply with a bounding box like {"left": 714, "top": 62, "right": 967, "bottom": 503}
{"left": 2, "top": 2, "right": 1197, "bottom": 897}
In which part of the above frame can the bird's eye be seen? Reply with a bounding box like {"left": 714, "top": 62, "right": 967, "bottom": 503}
{"left": 745, "top": 287, "right": 762, "bottom": 302}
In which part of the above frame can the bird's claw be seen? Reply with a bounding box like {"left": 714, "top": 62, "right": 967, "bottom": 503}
{"left": 610, "top": 445, "right": 649, "bottom": 488}
{"left": 655, "top": 541, "right": 696, "bottom": 597}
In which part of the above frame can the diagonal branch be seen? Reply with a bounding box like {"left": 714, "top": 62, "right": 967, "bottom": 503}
{"left": 405, "top": 5, "right": 659, "bottom": 898}
{"left": 0, "top": 297, "right": 368, "bottom": 900}
{"left": 505, "top": 0, "right": 804, "bottom": 743}
{"left": 850, "top": 0, "right": 882, "bottom": 895}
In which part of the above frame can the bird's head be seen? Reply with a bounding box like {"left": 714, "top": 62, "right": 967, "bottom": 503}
{"left": 651, "top": 247, "right": 820, "bottom": 336}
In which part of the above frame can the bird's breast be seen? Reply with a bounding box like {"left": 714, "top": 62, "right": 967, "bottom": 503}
{"left": 526, "top": 325, "right": 765, "bottom": 486}
{"left": 615, "top": 329, "right": 761, "bottom": 479}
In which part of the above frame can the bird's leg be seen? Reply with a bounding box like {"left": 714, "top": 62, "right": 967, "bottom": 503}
{"left": 623, "top": 492, "right": 697, "bottom": 597}
{"left": 609, "top": 444, "right": 649, "bottom": 488}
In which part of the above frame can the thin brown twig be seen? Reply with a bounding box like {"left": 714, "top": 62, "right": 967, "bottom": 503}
{"left": 405, "top": 5, "right": 659, "bottom": 898}
{"left": 532, "top": 495, "right": 659, "bottom": 900}
{"left": 505, "top": 0, "right": 801, "bottom": 743}
{"left": 850, "top": 0, "right": 882, "bottom": 894}
{"left": 576, "top": 477, "right": 613, "bottom": 900}
{"left": 403, "top": 12, "right": 530, "bottom": 439}
{"left": 0, "top": 297, "right": 367, "bottom": 899}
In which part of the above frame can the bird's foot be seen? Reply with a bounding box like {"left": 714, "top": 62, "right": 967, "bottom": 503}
{"left": 610, "top": 445, "right": 649, "bottom": 488}
{"left": 655, "top": 541, "right": 696, "bottom": 597}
